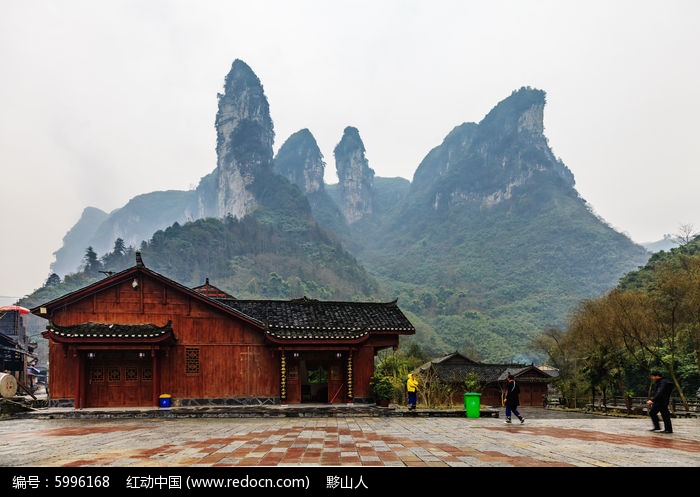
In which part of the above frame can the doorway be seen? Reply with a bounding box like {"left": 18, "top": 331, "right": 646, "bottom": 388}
{"left": 286, "top": 351, "right": 346, "bottom": 404}
{"left": 303, "top": 362, "right": 328, "bottom": 402}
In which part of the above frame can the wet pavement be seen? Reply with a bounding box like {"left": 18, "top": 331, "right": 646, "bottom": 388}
{"left": 1, "top": 406, "right": 698, "bottom": 467}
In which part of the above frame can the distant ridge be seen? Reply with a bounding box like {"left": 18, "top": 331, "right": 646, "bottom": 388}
{"left": 641, "top": 235, "right": 679, "bottom": 253}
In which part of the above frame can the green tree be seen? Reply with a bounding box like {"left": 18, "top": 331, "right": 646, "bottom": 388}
{"left": 556, "top": 245, "right": 700, "bottom": 410}
{"left": 82, "top": 246, "right": 102, "bottom": 277}
{"left": 44, "top": 273, "right": 61, "bottom": 287}
{"left": 101, "top": 238, "right": 134, "bottom": 273}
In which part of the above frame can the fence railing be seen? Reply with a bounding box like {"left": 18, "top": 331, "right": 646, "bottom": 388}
{"left": 581, "top": 396, "right": 699, "bottom": 417}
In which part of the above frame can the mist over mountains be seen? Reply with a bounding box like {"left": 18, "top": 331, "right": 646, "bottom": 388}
{"left": 41, "top": 59, "right": 651, "bottom": 362}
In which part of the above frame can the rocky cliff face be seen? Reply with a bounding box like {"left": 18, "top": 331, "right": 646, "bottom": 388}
{"left": 50, "top": 59, "right": 279, "bottom": 276}
{"left": 207, "top": 59, "right": 275, "bottom": 219}
{"left": 274, "top": 128, "right": 348, "bottom": 236}
{"left": 411, "top": 87, "right": 574, "bottom": 212}
{"left": 273, "top": 128, "right": 325, "bottom": 194}
{"left": 50, "top": 207, "right": 109, "bottom": 277}
{"left": 333, "top": 126, "right": 375, "bottom": 223}
{"left": 355, "top": 86, "right": 649, "bottom": 361}
{"left": 49, "top": 190, "right": 199, "bottom": 277}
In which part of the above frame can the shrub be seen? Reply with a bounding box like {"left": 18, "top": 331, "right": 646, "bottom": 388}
{"left": 370, "top": 372, "right": 395, "bottom": 400}
{"left": 464, "top": 371, "right": 482, "bottom": 393}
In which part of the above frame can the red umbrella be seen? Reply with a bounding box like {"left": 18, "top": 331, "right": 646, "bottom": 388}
{"left": 0, "top": 305, "right": 30, "bottom": 314}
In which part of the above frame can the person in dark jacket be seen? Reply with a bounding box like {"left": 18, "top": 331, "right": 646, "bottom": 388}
{"left": 503, "top": 374, "right": 525, "bottom": 424}
{"left": 646, "top": 371, "right": 674, "bottom": 433}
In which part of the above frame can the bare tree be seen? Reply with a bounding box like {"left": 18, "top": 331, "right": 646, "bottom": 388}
{"left": 673, "top": 223, "right": 697, "bottom": 246}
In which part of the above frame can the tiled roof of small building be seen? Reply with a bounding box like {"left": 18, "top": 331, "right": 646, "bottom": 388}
{"left": 420, "top": 362, "right": 511, "bottom": 383}
{"left": 218, "top": 297, "right": 415, "bottom": 341}
{"left": 417, "top": 352, "right": 551, "bottom": 384}
{"left": 46, "top": 320, "right": 174, "bottom": 339}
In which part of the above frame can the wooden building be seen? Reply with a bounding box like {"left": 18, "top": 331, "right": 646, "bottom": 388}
{"left": 0, "top": 306, "right": 37, "bottom": 391}
{"left": 416, "top": 352, "right": 553, "bottom": 407}
{"left": 31, "top": 253, "right": 415, "bottom": 408}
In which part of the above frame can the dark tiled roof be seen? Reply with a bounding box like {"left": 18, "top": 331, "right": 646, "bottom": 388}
{"left": 47, "top": 320, "right": 173, "bottom": 339}
{"left": 419, "top": 362, "right": 511, "bottom": 383}
{"left": 218, "top": 297, "right": 415, "bottom": 341}
{"left": 417, "top": 352, "right": 551, "bottom": 384}
{"left": 429, "top": 351, "right": 480, "bottom": 366}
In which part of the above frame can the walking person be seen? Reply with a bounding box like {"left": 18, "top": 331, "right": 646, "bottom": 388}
{"left": 406, "top": 373, "right": 418, "bottom": 411}
{"left": 646, "top": 370, "right": 674, "bottom": 433}
{"left": 503, "top": 373, "right": 525, "bottom": 424}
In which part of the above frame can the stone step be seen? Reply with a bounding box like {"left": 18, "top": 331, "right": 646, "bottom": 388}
{"left": 6, "top": 403, "right": 500, "bottom": 419}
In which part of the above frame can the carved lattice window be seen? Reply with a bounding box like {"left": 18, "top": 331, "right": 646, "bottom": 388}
{"left": 142, "top": 367, "right": 153, "bottom": 381}
{"left": 108, "top": 367, "right": 120, "bottom": 382}
{"left": 185, "top": 347, "right": 200, "bottom": 375}
{"left": 125, "top": 367, "right": 138, "bottom": 382}
{"left": 90, "top": 368, "right": 104, "bottom": 383}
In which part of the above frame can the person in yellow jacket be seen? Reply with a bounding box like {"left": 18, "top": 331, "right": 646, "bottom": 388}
{"left": 406, "top": 373, "right": 419, "bottom": 411}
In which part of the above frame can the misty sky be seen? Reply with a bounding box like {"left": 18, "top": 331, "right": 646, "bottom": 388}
{"left": 1, "top": 0, "right": 699, "bottom": 303}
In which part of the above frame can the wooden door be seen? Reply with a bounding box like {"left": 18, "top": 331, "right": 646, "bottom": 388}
{"left": 286, "top": 362, "right": 301, "bottom": 404}
{"left": 85, "top": 351, "right": 152, "bottom": 407}
{"left": 327, "top": 361, "right": 346, "bottom": 403}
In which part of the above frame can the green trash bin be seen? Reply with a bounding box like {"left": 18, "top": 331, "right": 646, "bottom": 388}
{"left": 464, "top": 392, "right": 481, "bottom": 418}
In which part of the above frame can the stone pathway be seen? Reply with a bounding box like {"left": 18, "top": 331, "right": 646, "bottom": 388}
{"left": 1, "top": 408, "right": 698, "bottom": 467}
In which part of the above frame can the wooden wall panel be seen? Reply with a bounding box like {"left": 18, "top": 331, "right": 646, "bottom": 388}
{"left": 351, "top": 346, "right": 376, "bottom": 400}
{"left": 47, "top": 345, "right": 75, "bottom": 400}
{"left": 157, "top": 343, "right": 279, "bottom": 399}
{"left": 172, "top": 317, "right": 261, "bottom": 345}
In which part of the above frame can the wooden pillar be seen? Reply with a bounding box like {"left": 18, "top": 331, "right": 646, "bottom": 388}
{"left": 280, "top": 352, "right": 287, "bottom": 403}
{"left": 151, "top": 349, "right": 158, "bottom": 407}
{"left": 346, "top": 352, "right": 353, "bottom": 403}
{"left": 73, "top": 348, "right": 81, "bottom": 409}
